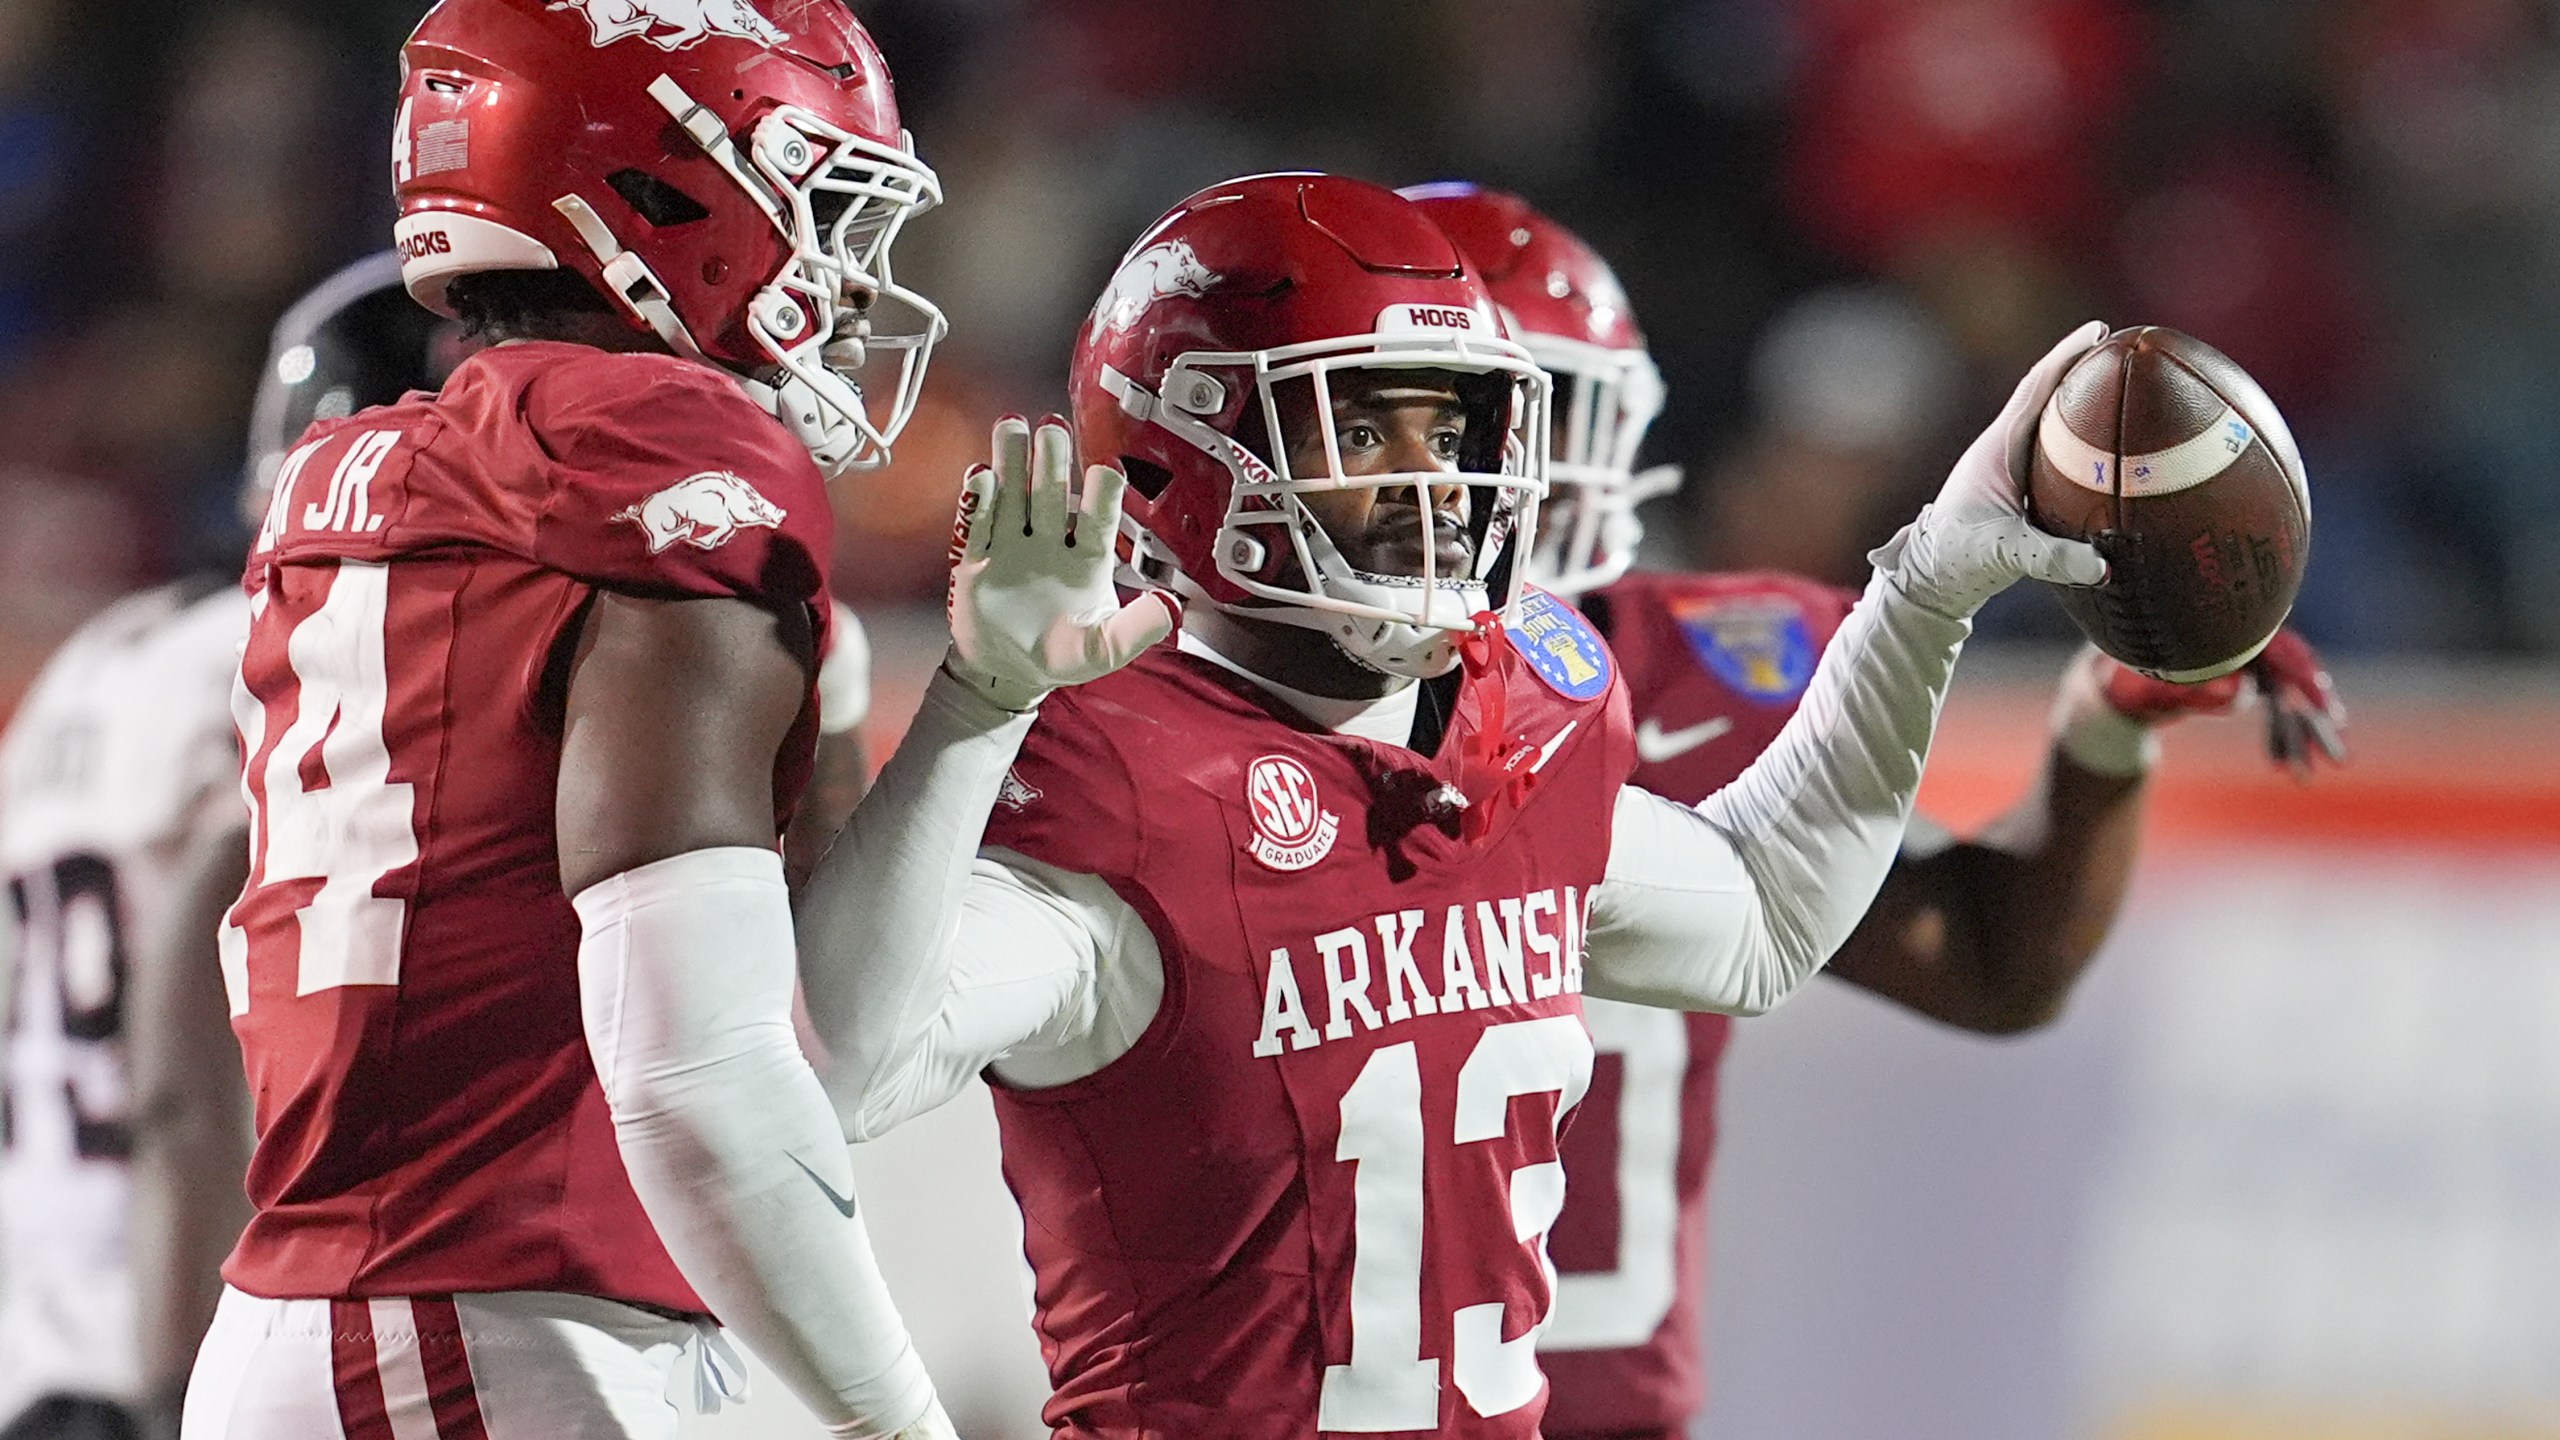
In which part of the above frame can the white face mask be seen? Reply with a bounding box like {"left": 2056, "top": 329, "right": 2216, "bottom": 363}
{"left": 1515, "top": 332, "right": 1672, "bottom": 597}
{"left": 1101, "top": 324, "right": 1554, "bottom": 680}
{"left": 554, "top": 75, "right": 948, "bottom": 481}
{"left": 729, "top": 101, "right": 944, "bottom": 477}
{"left": 1277, "top": 518, "right": 1497, "bottom": 679}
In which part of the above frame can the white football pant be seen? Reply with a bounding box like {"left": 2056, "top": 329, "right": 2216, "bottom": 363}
{"left": 181, "top": 1287, "right": 725, "bottom": 1440}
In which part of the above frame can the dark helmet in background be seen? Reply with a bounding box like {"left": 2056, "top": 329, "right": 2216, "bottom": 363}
{"left": 243, "top": 251, "right": 469, "bottom": 518}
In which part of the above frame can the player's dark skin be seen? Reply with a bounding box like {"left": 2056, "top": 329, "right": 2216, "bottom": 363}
{"left": 1187, "top": 369, "right": 1478, "bottom": 702}
{"left": 556, "top": 590, "right": 813, "bottom": 899}
{"left": 512, "top": 295, "right": 852, "bottom": 898}
{"left": 1193, "top": 366, "right": 2143, "bottom": 1033}
{"left": 1827, "top": 758, "right": 2145, "bottom": 1033}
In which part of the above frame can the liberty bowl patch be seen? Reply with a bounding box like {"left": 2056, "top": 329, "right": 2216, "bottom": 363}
{"left": 1672, "top": 595, "right": 1816, "bottom": 703}
{"left": 1507, "top": 589, "right": 1612, "bottom": 701}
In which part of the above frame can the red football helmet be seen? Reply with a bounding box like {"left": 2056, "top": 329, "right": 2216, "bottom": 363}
{"left": 1071, "top": 173, "right": 1551, "bottom": 679}
{"left": 1402, "top": 184, "right": 1671, "bottom": 596}
{"left": 394, "top": 0, "right": 942, "bottom": 477}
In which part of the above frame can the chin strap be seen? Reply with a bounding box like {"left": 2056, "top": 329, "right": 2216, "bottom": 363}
{"left": 739, "top": 372, "right": 869, "bottom": 478}
{"left": 551, "top": 194, "right": 706, "bottom": 362}
{"left": 554, "top": 188, "right": 873, "bottom": 479}
{"left": 647, "top": 74, "right": 787, "bottom": 228}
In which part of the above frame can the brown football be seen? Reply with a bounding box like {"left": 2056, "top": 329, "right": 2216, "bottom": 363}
{"left": 2026, "top": 326, "right": 2311, "bottom": 681}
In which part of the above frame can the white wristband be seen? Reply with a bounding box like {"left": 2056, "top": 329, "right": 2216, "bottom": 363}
{"left": 2049, "top": 649, "right": 2159, "bottom": 778}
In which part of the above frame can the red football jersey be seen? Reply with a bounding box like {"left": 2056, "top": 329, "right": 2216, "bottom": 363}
{"left": 1538, "top": 570, "right": 1857, "bottom": 1439}
{"left": 220, "top": 343, "right": 834, "bottom": 1312}
{"left": 984, "top": 590, "right": 1635, "bottom": 1440}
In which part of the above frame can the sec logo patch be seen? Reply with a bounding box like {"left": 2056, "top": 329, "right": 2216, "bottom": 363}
{"left": 1673, "top": 595, "right": 1816, "bottom": 702}
{"left": 1245, "top": 754, "right": 1339, "bottom": 871}
{"left": 1506, "top": 589, "right": 1612, "bottom": 701}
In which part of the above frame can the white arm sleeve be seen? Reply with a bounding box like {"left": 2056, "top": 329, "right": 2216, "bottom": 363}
{"left": 844, "top": 850, "right": 1162, "bottom": 1141}
{"left": 1584, "top": 571, "right": 1972, "bottom": 1015}
{"left": 794, "top": 666, "right": 1037, "bottom": 1129}
{"left": 574, "top": 847, "right": 947, "bottom": 1440}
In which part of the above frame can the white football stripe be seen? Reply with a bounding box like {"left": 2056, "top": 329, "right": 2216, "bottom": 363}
{"left": 2137, "top": 628, "right": 2278, "bottom": 684}
{"left": 2039, "top": 402, "right": 2257, "bottom": 499}
{"left": 367, "top": 1297, "right": 447, "bottom": 1440}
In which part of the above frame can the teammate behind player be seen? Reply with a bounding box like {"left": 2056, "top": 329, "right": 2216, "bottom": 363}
{"left": 1405, "top": 182, "right": 2348, "bottom": 1440}
{"left": 792, "top": 172, "right": 2115, "bottom": 1438}
{"left": 0, "top": 252, "right": 459, "bottom": 1440}
{"left": 181, "top": 4, "right": 1171, "bottom": 1437}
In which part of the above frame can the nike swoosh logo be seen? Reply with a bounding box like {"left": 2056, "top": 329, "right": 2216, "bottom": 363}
{"left": 1635, "top": 715, "right": 1734, "bottom": 764}
{"left": 1529, "top": 720, "right": 1581, "bottom": 775}
{"left": 788, "top": 1152, "right": 859, "bottom": 1219}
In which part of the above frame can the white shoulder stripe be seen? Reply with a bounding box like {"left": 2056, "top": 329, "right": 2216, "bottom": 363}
{"left": 2038, "top": 403, "right": 2257, "bottom": 499}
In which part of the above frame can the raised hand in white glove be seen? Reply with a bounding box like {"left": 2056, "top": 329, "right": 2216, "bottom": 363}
{"left": 945, "top": 414, "right": 1180, "bottom": 712}
{"left": 1871, "top": 322, "right": 2113, "bottom": 619}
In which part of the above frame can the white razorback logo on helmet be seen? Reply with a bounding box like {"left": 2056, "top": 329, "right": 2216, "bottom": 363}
{"left": 1092, "top": 241, "right": 1220, "bottom": 337}
{"left": 548, "top": 0, "right": 786, "bottom": 51}
{"left": 613, "top": 472, "right": 788, "bottom": 553}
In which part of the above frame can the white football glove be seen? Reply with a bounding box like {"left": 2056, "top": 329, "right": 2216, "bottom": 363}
{"left": 945, "top": 415, "right": 1180, "bottom": 712}
{"left": 1871, "top": 322, "right": 2113, "bottom": 619}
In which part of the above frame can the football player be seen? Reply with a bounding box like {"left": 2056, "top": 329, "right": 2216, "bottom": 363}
{"left": 0, "top": 555, "right": 247, "bottom": 1440}
{"left": 0, "top": 514, "right": 250, "bottom": 1440}
{"left": 1404, "top": 183, "right": 2349, "bottom": 1440}
{"left": 0, "top": 249, "right": 458, "bottom": 1440}
{"left": 792, "top": 172, "right": 2114, "bottom": 1439}
{"left": 181, "top": 3, "right": 1170, "bottom": 1438}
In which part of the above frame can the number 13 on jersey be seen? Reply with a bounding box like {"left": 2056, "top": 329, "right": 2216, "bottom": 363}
{"left": 1319, "top": 1015, "right": 1594, "bottom": 1431}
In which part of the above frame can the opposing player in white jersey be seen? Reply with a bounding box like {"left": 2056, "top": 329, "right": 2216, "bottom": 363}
{"left": 0, "top": 583, "right": 245, "bottom": 1440}
{"left": 0, "top": 253, "right": 458, "bottom": 1440}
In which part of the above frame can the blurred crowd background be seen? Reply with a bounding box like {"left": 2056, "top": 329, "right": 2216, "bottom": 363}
{"left": 4, "top": 0, "right": 2559, "bottom": 707}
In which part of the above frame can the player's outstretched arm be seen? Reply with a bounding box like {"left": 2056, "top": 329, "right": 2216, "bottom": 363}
{"left": 560, "top": 592, "right": 952, "bottom": 1440}
{"left": 1825, "top": 633, "right": 2348, "bottom": 1032}
{"left": 795, "top": 416, "right": 1173, "bottom": 1131}
{"left": 1584, "top": 326, "right": 2112, "bottom": 1016}
{"left": 128, "top": 818, "right": 254, "bottom": 1433}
